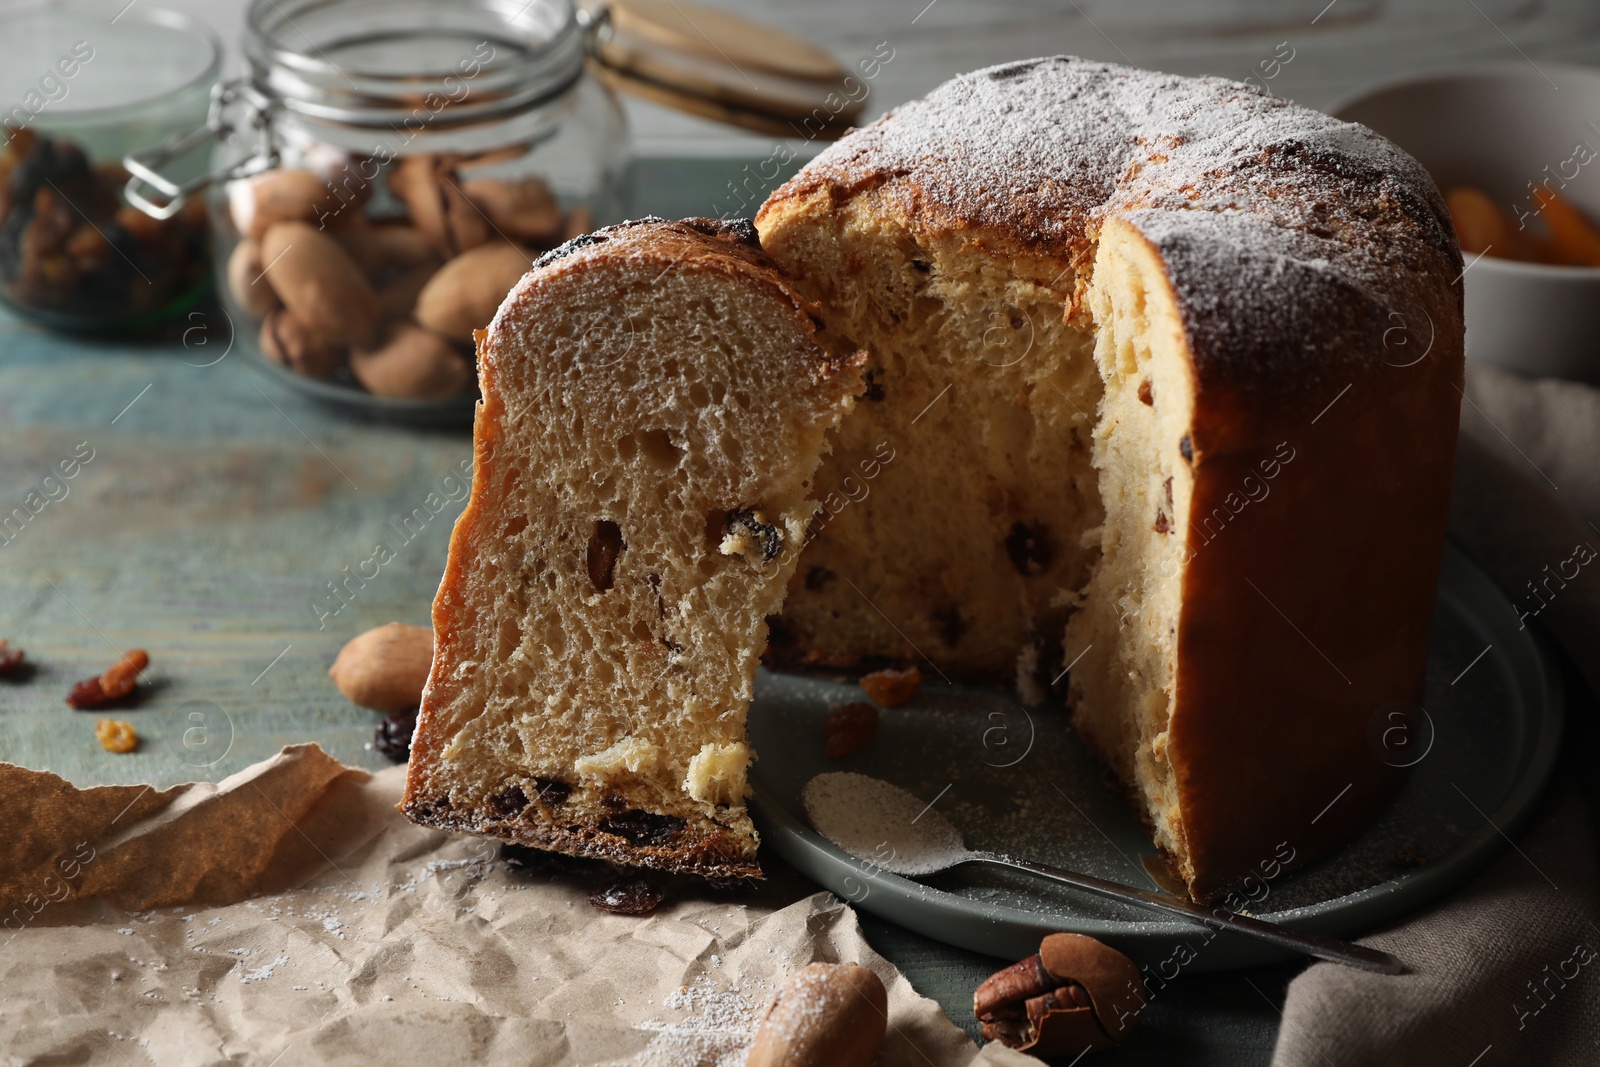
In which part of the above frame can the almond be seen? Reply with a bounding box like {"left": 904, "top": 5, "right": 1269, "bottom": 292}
{"left": 389, "top": 155, "right": 490, "bottom": 256}
{"left": 229, "top": 169, "right": 336, "bottom": 239}
{"left": 260, "top": 221, "right": 381, "bottom": 347}
{"left": 415, "top": 243, "right": 532, "bottom": 343}
{"left": 746, "top": 962, "right": 886, "bottom": 1067}
{"left": 329, "top": 622, "right": 434, "bottom": 712}
{"left": 351, "top": 323, "right": 472, "bottom": 399}
{"left": 227, "top": 238, "right": 280, "bottom": 317}
{"left": 260, "top": 309, "right": 344, "bottom": 378}
{"left": 461, "top": 176, "right": 563, "bottom": 244}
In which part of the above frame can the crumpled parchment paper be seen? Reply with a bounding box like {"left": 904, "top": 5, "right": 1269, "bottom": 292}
{"left": 0, "top": 744, "right": 1038, "bottom": 1066}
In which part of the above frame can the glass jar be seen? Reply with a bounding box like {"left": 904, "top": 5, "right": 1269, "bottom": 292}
{"left": 128, "top": 0, "right": 628, "bottom": 424}
{"left": 0, "top": 5, "right": 219, "bottom": 331}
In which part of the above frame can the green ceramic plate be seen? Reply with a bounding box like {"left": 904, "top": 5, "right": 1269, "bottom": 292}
{"left": 749, "top": 542, "right": 1563, "bottom": 971}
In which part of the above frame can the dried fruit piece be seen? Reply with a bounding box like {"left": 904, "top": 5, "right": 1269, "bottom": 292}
{"left": 226, "top": 238, "right": 280, "bottom": 316}
{"left": 533, "top": 777, "right": 572, "bottom": 807}
{"left": 66, "top": 649, "right": 148, "bottom": 708}
{"left": 1004, "top": 520, "right": 1054, "bottom": 576}
{"left": 597, "top": 809, "right": 687, "bottom": 846}
{"left": 747, "top": 962, "right": 887, "bottom": 1067}
{"left": 95, "top": 718, "right": 138, "bottom": 753}
{"left": 374, "top": 708, "right": 418, "bottom": 762}
{"left": 0, "top": 640, "right": 25, "bottom": 677}
{"left": 859, "top": 665, "right": 922, "bottom": 707}
{"left": 824, "top": 702, "right": 878, "bottom": 759}
{"left": 587, "top": 874, "right": 666, "bottom": 915}
{"left": 100, "top": 649, "right": 148, "bottom": 698}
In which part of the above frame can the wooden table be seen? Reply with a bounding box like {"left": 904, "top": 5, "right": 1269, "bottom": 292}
{"left": 0, "top": 158, "right": 1301, "bottom": 1065}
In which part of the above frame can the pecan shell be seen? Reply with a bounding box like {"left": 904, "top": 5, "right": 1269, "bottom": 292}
{"left": 973, "top": 933, "right": 1146, "bottom": 1055}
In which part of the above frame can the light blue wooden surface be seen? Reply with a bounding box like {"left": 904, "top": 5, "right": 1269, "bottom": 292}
{"left": 0, "top": 303, "right": 470, "bottom": 786}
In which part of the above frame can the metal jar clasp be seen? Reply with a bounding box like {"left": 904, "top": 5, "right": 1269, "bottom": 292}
{"left": 123, "top": 79, "right": 279, "bottom": 220}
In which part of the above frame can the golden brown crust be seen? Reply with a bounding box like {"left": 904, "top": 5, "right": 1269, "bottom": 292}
{"left": 398, "top": 791, "right": 762, "bottom": 879}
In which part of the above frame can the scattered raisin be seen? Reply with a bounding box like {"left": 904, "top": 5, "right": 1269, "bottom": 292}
{"left": 825, "top": 702, "right": 879, "bottom": 758}
{"left": 1153, "top": 509, "right": 1170, "bottom": 534}
{"left": 0, "top": 640, "right": 25, "bottom": 677}
{"left": 588, "top": 874, "right": 667, "bottom": 915}
{"left": 100, "top": 649, "right": 147, "bottom": 697}
{"left": 67, "top": 678, "right": 107, "bottom": 707}
{"left": 586, "top": 519, "right": 624, "bottom": 591}
{"left": 598, "top": 809, "right": 687, "bottom": 846}
{"left": 1004, "top": 521, "right": 1054, "bottom": 576}
{"left": 374, "top": 707, "right": 418, "bottom": 762}
{"left": 66, "top": 649, "right": 149, "bottom": 709}
{"left": 95, "top": 718, "right": 138, "bottom": 753}
{"left": 804, "top": 566, "right": 835, "bottom": 590}
{"left": 1164, "top": 476, "right": 1173, "bottom": 507}
{"left": 1137, "top": 379, "right": 1153, "bottom": 405}
{"left": 487, "top": 783, "right": 529, "bottom": 818}
{"left": 1179, "top": 435, "right": 1193, "bottom": 462}
{"left": 860, "top": 665, "right": 922, "bottom": 707}
{"left": 863, "top": 369, "right": 886, "bottom": 401}
{"left": 534, "top": 777, "right": 572, "bottom": 807}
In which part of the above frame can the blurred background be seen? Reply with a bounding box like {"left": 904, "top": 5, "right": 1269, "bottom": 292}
{"left": 144, "top": 0, "right": 1600, "bottom": 156}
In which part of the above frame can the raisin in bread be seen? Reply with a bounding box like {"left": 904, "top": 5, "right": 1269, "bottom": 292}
{"left": 401, "top": 218, "right": 863, "bottom": 876}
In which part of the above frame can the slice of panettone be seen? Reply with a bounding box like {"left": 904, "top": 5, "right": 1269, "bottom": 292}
{"left": 400, "top": 218, "right": 863, "bottom": 877}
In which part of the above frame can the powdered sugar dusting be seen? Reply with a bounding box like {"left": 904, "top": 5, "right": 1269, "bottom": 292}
{"left": 631, "top": 977, "right": 762, "bottom": 1067}
{"left": 772, "top": 55, "right": 1460, "bottom": 408}
{"left": 802, "top": 771, "right": 970, "bottom": 877}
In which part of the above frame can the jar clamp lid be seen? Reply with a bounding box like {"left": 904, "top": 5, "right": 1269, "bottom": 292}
{"left": 125, "top": 0, "right": 604, "bottom": 219}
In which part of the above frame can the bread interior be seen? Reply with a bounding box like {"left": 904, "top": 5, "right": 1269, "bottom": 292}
{"left": 759, "top": 203, "right": 1196, "bottom": 870}
{"left": 1063, "top": 220, "right": 1196, "bottom": 868}
{"left": 759, "top": 198, "right": 1107, "bottom": 684}
{"left": 420, "top": 248, "right": 853, "bottom": 860}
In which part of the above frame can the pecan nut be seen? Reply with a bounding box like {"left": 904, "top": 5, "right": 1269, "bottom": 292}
{"left": 973, "top": 933, "right": 1146, "bottom": 1055}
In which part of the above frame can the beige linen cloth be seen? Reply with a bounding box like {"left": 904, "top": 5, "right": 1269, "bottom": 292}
{"left": 1273, "top": 364, "right": 1600, "bottom": 1067}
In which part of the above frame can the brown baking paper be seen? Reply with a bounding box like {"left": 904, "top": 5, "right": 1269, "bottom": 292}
{"left": 0, "top": 744, "right": 1039, "bottom": 1065}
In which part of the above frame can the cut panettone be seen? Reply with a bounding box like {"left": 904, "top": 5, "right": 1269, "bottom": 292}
{"left": 756, "top": 56, "right": 1464, "bottom": 901}
{"left": 401, "top": 218, "right": 863, "bottom": 876}
{"left": 406, "top": 55, "right": 1466, "bottom": 904}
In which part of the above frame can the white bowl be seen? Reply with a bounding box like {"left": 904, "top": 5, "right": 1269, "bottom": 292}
{"left": 1333, "top": 63, "right": 1600, "bottom": 384}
